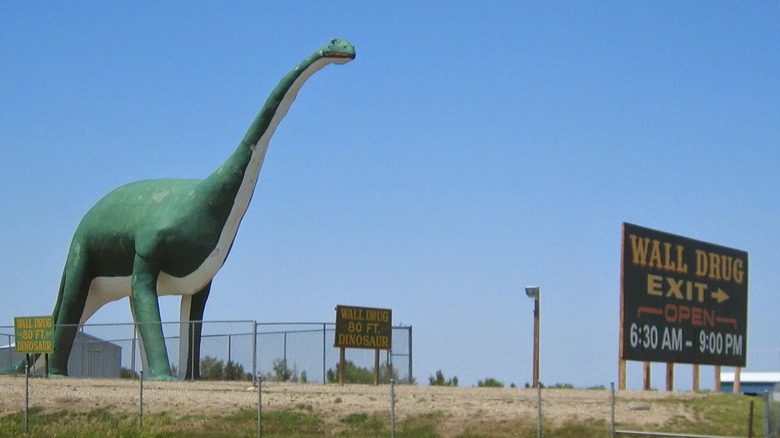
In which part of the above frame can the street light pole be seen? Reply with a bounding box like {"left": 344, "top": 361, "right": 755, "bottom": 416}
{"left": 525, "top": 286, "right": 540, "bottom": 389}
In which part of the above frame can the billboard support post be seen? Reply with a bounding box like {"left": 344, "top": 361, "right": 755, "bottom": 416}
{"left": 714, "top": 365, "right": 722, "bottom": 391}
{"left": 374, "top": 349, "right": 380, "bottom": 386}
{"left": 338, "top": 347, "right": 345, "bottom": 386}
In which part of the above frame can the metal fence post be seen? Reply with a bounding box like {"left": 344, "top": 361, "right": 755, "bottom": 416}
{"left": 322, "top": 323, "right": 327, "bottom": 384}
{"left": 24, "top": 355, "right": 29, "bottom": 434}
{"left": 131, "top": 324, "right": 137, "bottom": 377}
{"left": 252, "top": 321, "right": 257, "bottom": 387}
{"left": 764, "top": 391, "right": 774, "bottom": 438}
{"left": 387, "top": 349, "right": 393, "bottom": 384}
{"left": 139, "top": 368, "right": 144, "bottom": 428}
{"left": 190, "top": 320, "right": 196, "bottom": 382}
{"left": 283, "top": 331, "right": 288, "bottom": 377}
{"left": 256, "top": 376, "right": 263, "bottom": 438}
{"left": 80, "top": 325, "right": 85, "bottom": 377}
{"left": 611, "top": 382, "right": 616, "bottom": 438}
{"left": 390, "top": 378, "right": 396, "bottom": 438}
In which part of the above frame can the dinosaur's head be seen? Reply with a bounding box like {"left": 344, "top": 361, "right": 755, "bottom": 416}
{"left": 320, "top": 38, "right": 356, "bottom": 64}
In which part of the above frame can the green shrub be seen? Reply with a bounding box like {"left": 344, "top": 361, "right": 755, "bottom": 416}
{"left": 326, "top": 360, "right": 398, "bottom": 384}
{"left": 428, "top": 370, "right": 458, "bottom": 387}
{"left": 477, "top": 377, "right": 504, "bottom": 388}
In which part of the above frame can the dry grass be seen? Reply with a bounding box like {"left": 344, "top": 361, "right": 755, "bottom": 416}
{"left": 0, "top": 376, "right": 762, "bottom": 437}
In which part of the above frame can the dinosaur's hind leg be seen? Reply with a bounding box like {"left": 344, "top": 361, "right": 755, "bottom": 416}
{"left": 50, "top": 256, "right": 93, "bottom": 376}
{"left": 179, "top": 282, "right": 211, "bottom": 380}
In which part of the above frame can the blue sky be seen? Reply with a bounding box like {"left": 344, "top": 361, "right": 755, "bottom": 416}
{"left": 1, "top": 2, "right": 778, "bottom": 389}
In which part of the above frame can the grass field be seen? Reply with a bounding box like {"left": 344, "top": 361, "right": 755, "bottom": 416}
{"left": 0, "top": 397, "right": 767, "bottom": 438}
{"left": 0, "top": 377, "right": 769, "bottom": 437}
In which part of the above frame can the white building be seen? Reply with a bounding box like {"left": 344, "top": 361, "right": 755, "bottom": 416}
{"left": 720, "top": 371, "right": 780, "bottom": 395}
{"left": 0, "top": 331, "right": 121, "bottom": 378}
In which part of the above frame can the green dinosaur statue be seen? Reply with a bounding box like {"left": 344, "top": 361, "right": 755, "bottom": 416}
{"left": 42, "top": 38, "right": 355, "bottom": 380}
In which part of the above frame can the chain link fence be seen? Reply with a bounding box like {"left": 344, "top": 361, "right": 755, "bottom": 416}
{"left": 0, "top": 321, "right": 413, "bottom": 385}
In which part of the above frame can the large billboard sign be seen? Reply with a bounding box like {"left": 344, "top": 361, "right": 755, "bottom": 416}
{"left": 335, "top": 305, "right": 392, "bottom": 350}
{"left": 621, "top": 223, "right": 748, "bottom": 367}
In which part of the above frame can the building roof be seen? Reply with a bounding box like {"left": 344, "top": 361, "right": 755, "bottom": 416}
{"left": 720, "top": 372, "right": 780, "bottom": 383}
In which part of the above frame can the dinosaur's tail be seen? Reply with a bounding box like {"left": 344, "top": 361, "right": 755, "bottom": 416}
{"left": 0, "top": 270, "right": 66, "bottom": 375}
{"left": 52, "top": 268, "right": 66, "bottom": 329}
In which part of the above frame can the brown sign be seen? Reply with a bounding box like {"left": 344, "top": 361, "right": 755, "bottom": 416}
{"left": 621, "top": 223, "right": 748, "bottom": 367}
{"left": 334, "top": 305, "right": 392, "bottom": 350}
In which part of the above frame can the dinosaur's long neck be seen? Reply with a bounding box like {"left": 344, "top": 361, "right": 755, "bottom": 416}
{"left": 202, "top": 51, "right": 332, "bottom": 231}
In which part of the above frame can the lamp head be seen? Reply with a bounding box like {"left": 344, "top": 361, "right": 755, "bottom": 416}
{"left": 525, "top": 286, "right": 540, "bottom": 299}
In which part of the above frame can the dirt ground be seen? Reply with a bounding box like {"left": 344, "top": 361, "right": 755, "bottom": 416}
{"left": 0, "top": 376, "right": 704, "bottom": 432}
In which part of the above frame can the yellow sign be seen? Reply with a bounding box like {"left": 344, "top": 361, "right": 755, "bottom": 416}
{"left": 14, "top": 316, "right": 54, "bottom": 354}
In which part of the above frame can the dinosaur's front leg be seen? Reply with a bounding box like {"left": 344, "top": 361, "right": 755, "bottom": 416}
{"left": 131, "top": 253, "right": 175, "bottom": 381}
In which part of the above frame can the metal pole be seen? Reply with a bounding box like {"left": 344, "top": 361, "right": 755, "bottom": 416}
{"left": 252, "top": 321, "right": 257, "bottom": 387}
{"left": 390, "top": 378, "right": 396, "bottom": 438}
{"left": 190, "top": 320, "right": 195, "bottom": 382}
{"left": 748, "top": 400, "right": 754, "bottom": 438}
{"left": 762, "top": 392, "right": 770, "bottom": 438}
{"left": 256, "top": 377, "right": 263, "bottom": 438}
{"left": 131, "top": 324, "right": 137, "bottom": 377}
{"left": 322, "top": 323, "right": 327, "bottom": 384}
{"left": 615, "top": 431, "right": 751, "bottom": 437}
{"left": 139, "top": 368, "right": 144, "bottom": 428}
{"left": 536, "top": 382, "right": 542, "bottom": 438}
{"left": 80, "top": 325, "right": 85, "bottom": 377}
{"left": 388, "top": 349, "right": 393, "bottom": 385}
{"left": 24, "top": 354, "right": 29, "bottom": 434}
{"left": 611, "top": 382, "right": 616, "bottom": 438}
{"left": 283, "top": 331, "right": 288, "bottom": 378}
{"left": 228, "top": 334, "right": 232, "bottom": 366}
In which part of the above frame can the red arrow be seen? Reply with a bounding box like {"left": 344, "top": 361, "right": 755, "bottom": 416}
{"left": 637, "top": 306, "right": 663, "bottom": 318}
